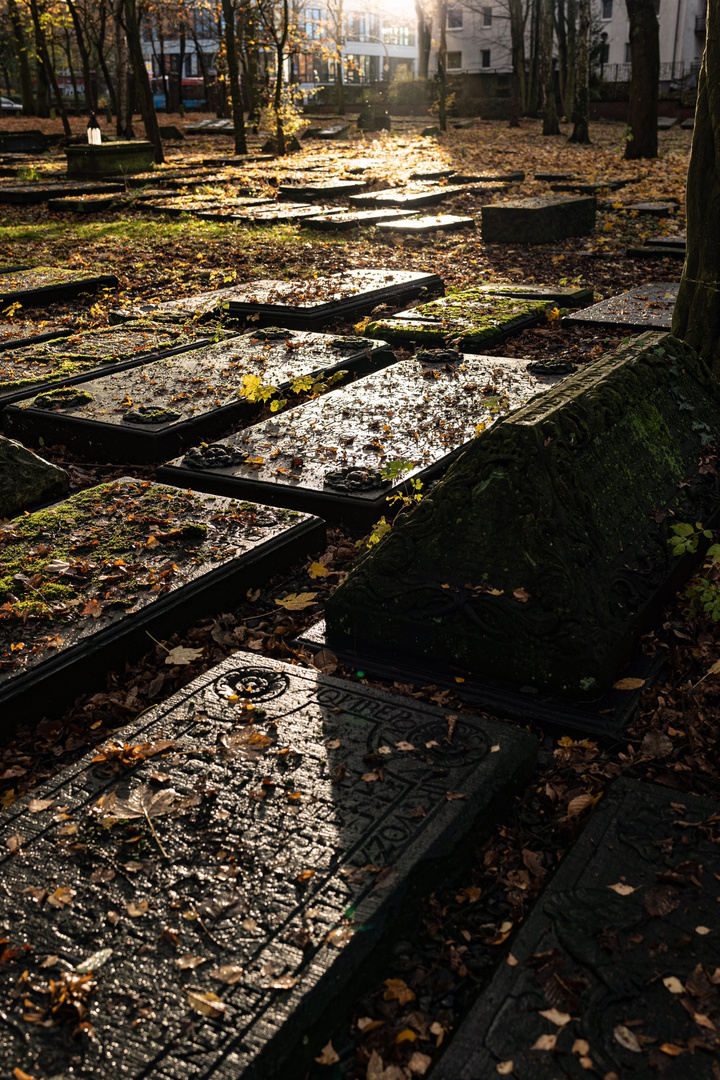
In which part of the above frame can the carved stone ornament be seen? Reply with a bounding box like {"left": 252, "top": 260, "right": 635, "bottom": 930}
{"left": 182, "top": 442, "right": 245, "bottom": 469}
{"left": 325, "top": 332, "right": 720, "bottom": 699}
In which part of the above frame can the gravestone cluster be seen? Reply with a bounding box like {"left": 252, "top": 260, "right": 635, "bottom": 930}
{"left": 0, "top": 124, "right": 716, "bottom": 1080}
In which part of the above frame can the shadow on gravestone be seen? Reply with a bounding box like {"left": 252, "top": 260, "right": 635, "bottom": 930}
{"left": 324, "top": 332, "right": 720, "bottom": 702}
{"left": 0, "top": 434, "right": 68, "bottom": 519}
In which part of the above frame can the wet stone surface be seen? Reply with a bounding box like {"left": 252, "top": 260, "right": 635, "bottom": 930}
{"left": 564, "top": 283, "right": 678, "bottom": 331}
{"left": 0, "top": 319, "right": 74, "bottom": 353}
{"left": 0, "top": 652, "right": 536, "bottom": 1079}
{"left": 277, "top": 179, "right": 367, "bottom": 200}
{"left": 138, "top": 196, "right": 275, "bottom": 219}
{"left": 0, "top": 480, "right": 320, "bottom": 723}
{"left": 300, "top": 208, "right": 415, "bottom": 231}
{"left": 364, "top": 289, "right": 552, "bottom": 351}
{"left": 0, "top": 267, "right": 119, "bottom": 309}
{"left": 3, "top": 331, "right": 394, "bottom": 462}
{"left": 348, "top": 186, "right": 466, "bottom": 208}
{"left": 0, "top": 322, "right": 212, "bottom": 406}
{"left": 159, "top": 352, "right": 561, "bottom": 525}
{"left": 432, "top": 778, "right": 720, "bottom": 1079}
{"left": 376, "top": 214, "right": 475, "bottom": 234}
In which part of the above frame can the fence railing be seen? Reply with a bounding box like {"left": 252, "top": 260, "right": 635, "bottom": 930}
{"left": 600, "top": 60, "right": 699, "bottom": 84}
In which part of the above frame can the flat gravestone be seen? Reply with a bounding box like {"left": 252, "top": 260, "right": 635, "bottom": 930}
{"left": 0, "top": 323, "right": 216, "bottom": 408}
{"left": 564, "top": 283, "right": 678, "bottom": 331}
{"left": 4, "top": 331, "right": 394, "bottom": 463}
{"left": 535, "top": 171, "right": 575, "bottom": 180}
{"left": 0, "top": 319, "right": 73, "bottom": 353}
{"left": 47, "top": 192, "right": 127, "bottom": 213}
{"left": 0, "top": 481, "right": 323, "bottom": 726}
{"left": 452, "top": 171, "right": 524, "bottom": 183}
{"left": 0, "top": 181, "right": 124, "bottom": 205}
{"left": 158, "top": 351, "right": 562, "bottom": 526}
{"left": 471, "top": 283, "right": 594, "bottom": 306}
{"left": 647, "top": 235, "right": 686, "bottom": 249}
{"left": 432, "top": 778, "right": 720, "bottom": 1080}
{"left": 376, "top": 214, "right": 475, "bottom": 234}
{"left": 349, "top": 186, "right": 466, "bottom": 209}
{"left": 627, "top": 245, "right": 686, "bottom": 259}
{"left": 325, "top": 332, "right": 720, "bottom": 700}
{"left": 0, "top": 267, "right": 119, "bottom": 309}
{"left": 481, "top": 196, "right": 596, "bottom": 243}
{"left": 299, "top": 208, "right": 414, "bottom": 231}
{"left": 364, "top": 290, "right": 553, "bottom": 351}
{"left": 277, "top": 180, "right": 367, "bottom": 201}
{"left": 317, "top": 122, "right": 352, "bottom": 138}
{"left": 680, "top": 116, "right": 695, "bottom": 130}
{"left": 627, "top": 201, "right": 677, "bottom": 216}
{"left": 657, "top": 115, "right": 678, "bottom": 128}
{"left": 235, "top": 202, "right": 342, "bottom": 225}
{"left": 408, "top": 168, "right": 456, "bottom": 180}
{"left": 550, "top": 181, "right": 624, "bottom": 194}
{"left": 0, "top": 651, "right": 535, "bottom": 1079}
{"left": 138, "top": 196, "right": 274, "bottom": 219}
{"left": 0, "top": 129, "right": 46, "bottom": 153}
{"left": 0, "top": 433, "right": 68, "bottom": 519}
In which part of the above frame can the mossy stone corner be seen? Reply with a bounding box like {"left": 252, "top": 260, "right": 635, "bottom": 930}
{"left": 66, "top": 141, "right": 156, "bottom": 178}
{"left": 325, "top": 332, "right": 720, "bottom": 700}
{"left": 481, "top": 195, "right": 596, "bottom": 243}
{"left": 0, "top": 435, "right": 68, "bottom": 519}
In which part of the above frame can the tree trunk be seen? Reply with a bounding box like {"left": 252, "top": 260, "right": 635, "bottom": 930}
{"left": 272, "top": 0, "right": 289, "bottom": 154}
{"left": 437, "top": 0, "right": 447, "bottom": 131}
{"left": 95, "top": 1, "right": 117, "bottom": 116}
{"left": 624, "top": 0, "right": 659, "bottom": 159}
{"left": 568, "top": 0, "right": 590, "bottom": 142}
{"left": 671, "top": 1, "right": 720, "bottom": 371}
{"left": 541, "top": 0, "right": 560, "bottom": 134}
{"left": 178, "top": 29, "right": 186, "bottom": 114}
{"left": 63, "top": 29, "right": 81, "bottom": 112}
{"left": 556, "top": 0, "right": 568, "bottom": 115}
{"left": 114, "top": 0, "right": 132, "bottom": 135}
{"left": 123, "top": 0, "right": 164, "bottom": 161}
{"left": 508, "top": 0, "right": 525, "bottom": 125}
{"left": 7, "top": 0, "right": 34, "bottom": 114}
{"left": 67, "top": 0, "right": 96, "bottom": 111}
{"left": 29, "top": 0, "right": 71, "bottom": 134}
{"left": 221, "top": 0, "right": 247, "bottom": 153}
{"left": 565, "top": 0, "right": 577, "bottom": 120}
{"left": 415, "top": 0, "right": 431, "bottom": 81}
{"left": 527, "top": 0, "right": 541, "bottom": 114}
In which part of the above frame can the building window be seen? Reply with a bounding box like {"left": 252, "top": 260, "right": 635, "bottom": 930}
{"left": 482, "top": 6, "right": 493, "bottom": 26}
{"left": 481, "top": 49, "right": 491, "bottom": 67}
{"left": 624, "top": 41, "right": 632, "bottom": 62}
{"left": 447, "top": 51, "right": 462, "bottom": 69}
{"left": 383, "top": 24, "right": 415, "bottom": 46}
{"left": 602, "top": 0, "right": 613, "bottom": 17}
{"left": 447, "top": 7, "right": 463, "bottom": 29}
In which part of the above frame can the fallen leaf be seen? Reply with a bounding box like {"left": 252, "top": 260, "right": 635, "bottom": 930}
{"left": 446, "top": 791, "right": 467, "bottom": 801}
{"left": 126, "top": 900, "right": 149, "bottom": 917}
{"left": 613, "top": 1024, "right": 641, "bottom": 1052}
{"left": 81, "top": 598, "right": 104, "bottom": 618}
{"left": 663, "top": 976, "right": 685, "bottom": 994}
{"left": 165, "top": 645, "right": 204, "bottom": 666}
{"left": 362, "top": 771, "right": 380, "bottom": 782}
{"left": 383, "top": 978, "right": 415, "bottom": 1005}
{"left": 608, "top": 882, "right": 639, "bottom": 896}
{"left": 296, "top": 869, "right": 315, "bottom": 883}
{"left": 358, "top": 1016, "right": 384, "bottom": 1032}
{"left": 395, "top": 741, "right": 416, "bottom": 751}
{"left": 641, "top": 731, "right": 673, "bottom": 758}
{"left": 373, "top": 867, "right": 398, "bottom": 890}
{"left": 513, "top": 587, "right": 530, "bottom": 602}
{"left": 612, "top": 677, "right": 645, "bottom": 690}
{"left": 75, "top": 947, "right": 113, "bottom": 973}
{"left": 176, "top": 954, "right": 207, "bottom": 970}
{"left": 458, "top": 885, "right": 482, "bottom": 903}
{"left": 572, "top": 1039, "right": 590, "bottom": 1055}
{"left": 530, "top": 1033, "right": 556, "bottom": 1051}
{"left": 209, "top": 963, "right": 244, "bottom": 984}
{"left": 496, "top": 1064, "right": 514, "bottom": 1076}
{"left": 315, "top": 1040, "right": 340, "bottom": 1065}
{"left": 186, "top": 988, "right": 226, "bottom": 1018}
{"left": 308, "top": 561, "right": 330, "bottom": 579}
{"left": 14, "top": 1070, "right": 39, "bottom": 1080}
{"left": 326, "top": 926, "right": 354, "bottom": 948}
{"left": 695, "top": 926, "right": 711, "bottom": 935}
{"left": 506, "top": 953, "right": 518, "bottom": 967}
{"left": 47, "top": 886, "right": 75, "bottom": 908}
{"left": 693, "top": 1012, "right": 715, "bottom": 1030}
{"left": 5, "top": 834, "right": 23, "bottom": 852}
{"left": 567, "top": 793, "right": 594, "bottom": 817}
{"left": 313, "top": 648, "right": 338, "bottom": 674}
{"left": 28, "top": 799, "right": 53, "bottom": 814}
{"left": 539, "top": 1008, "right": 571, "bottom": 1026}
{"left": 271, "top": 973, "right": 298, "bottom": 990}
{"left": 396, "top": 1028, "right": 417, "bottom": 1043}
{"left": 408, "top": 1052, "right": 432, "bottom": 1075}
{"left": 367, "top": 1050, "right": 384, "bottom": 1080}
{"left": 274, "top": 592, "right": 317, "bottom": 610}
{"left": 660, "top": 1043, "right": 684, "bottom": 1056}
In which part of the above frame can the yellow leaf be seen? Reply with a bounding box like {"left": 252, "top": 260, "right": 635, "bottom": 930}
{"left": 383, "top": 978, "right": 415, "bottom": 1005}
{"left": 296, "top": 869, "right": 315, "bottom": 883}
{"left": 539, "top": 1008, "right": 571, "bottom": 1026}
{"left": 396, "top": 1028, "right": 417, "bottom": 1043}
{"left": 126, "top": 900, "right": 149, "bottom": 917}
{"left": 612, "top": 677, "right": 646, "bottom": 690}
{"left": 315, "top": 1040, "right": 340, "bottom": 1065}
{"left": 209, "top": 964, "right": 244, "bottom": 984}
{"left": 275, "top": 592, "right": 318, "bottom": 611}
{"left": 308, "top": 561, "right": 330, "bottom": 578}
{"left": 608, "top": 882, "right": 638, "bottom": 896}
{"left": 186, "top": 988, "right": 226, "bottom": 1018}
{"left": 47, "top": 886, "right": 75, "bottom": 908}
{"left": 531, "top": 1034, "right": 557, "bottom": 1051}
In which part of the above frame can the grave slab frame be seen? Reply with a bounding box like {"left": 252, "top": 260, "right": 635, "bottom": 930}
{"left": 0, "top": 268, "right": 119, "bottom": 309}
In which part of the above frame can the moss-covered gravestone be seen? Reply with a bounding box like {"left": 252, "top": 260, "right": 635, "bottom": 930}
{"left": 0, "top": 435, "right": 68, "bottom": 519}
{"left": 325, "top": 332, "right": 720, "bottom": 700}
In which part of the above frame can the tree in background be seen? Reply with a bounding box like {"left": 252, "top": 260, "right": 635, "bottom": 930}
{"left": 122, "top": 0, "right": 164, "bottom": 159}
{"left": 221, "top": 0, "right": 247, "bottom": 153}
{"left": 540, "top": 0, "right": 559, "bottom": 133}
{"left": 624, "top": 0, "right": 659, "bottom": 158}
{"left": 7, "top": 0, "right": 34, "bottom": 112}
{"left": 672, "top": 2, "right": 719, "bottom": 369}
{"left": 568, "top": 0, "right": 589, "bottom": 142}
{"left": 435, "top": 0, "right": 447, "bottom": 131}
{"left": 415, "top": 0, "right": 431, "bottom": 81}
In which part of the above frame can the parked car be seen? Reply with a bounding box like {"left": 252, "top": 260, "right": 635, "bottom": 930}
{"left": 0, "top": 97, "right": 22, "bottom": 112}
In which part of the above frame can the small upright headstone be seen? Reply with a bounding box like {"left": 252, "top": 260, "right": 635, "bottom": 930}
{"left": 481, "top": 196, "right": 596, "bottom": 243}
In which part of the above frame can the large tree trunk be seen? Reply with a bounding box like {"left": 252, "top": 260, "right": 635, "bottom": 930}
{"left": 541, "top": 0, "right": 560, "bottom": 134}
{"left": 114, "top": 0, "right": 132, "bottom": 135}
{"left": 415, "top": 0, "right": 431, "bottom": 81}
{"left": 556, "top": 0, "right": 568, "bottom": 115}
{"left": 177, "top": 29, "right": 186, "bottom": 114}
{"left": 565, "top": 0, "right": 577, "bottom": 117}
{"left": 527, "top": 0, "right": 541, "bottom": 114}
{"left": 624, "top": 0, "right": 659, "bottom": 159}
{"left": 123, "top": 0, "right": 164, "bottom": 161}
{"left": 221, "top": 0, "right": 247, "bottom": 154}
{"left": 240, "top": 7, "right": 261, "bottom": 132}
{"left": 67, "top": 0, "right": 96, "bottom": 111}
{"left": 437, "top": 0, "right": 447, "bottom": 131}
{"left": 95, "top": 1, "right": 117, "bottom": 117}
{"left": 29, "top": 0, "right": 71, "bottom": 134}
{"left": 671, "top": 3, "right": 720, "bottom": 371}
{"left": 508, "top": 0, "right": 526, "bottom": 125}
{"left": 568, "top": 0, "right": 590, "bottom": 142}
{"left": 7, "top": 0, "right": 34, "bottom": 114}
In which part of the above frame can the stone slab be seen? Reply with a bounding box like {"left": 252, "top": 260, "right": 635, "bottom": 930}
{"left": 433, "top": 778, "right": 720, "bottom": 1080}
{"left": 66, "top": 141, "right": 156, "bottom": 178}
{"left": 408, "top": 168, "right": 456, "bottom": 180}
{"left": 0, "top": 481, "right": 323, "bottom": 727}
{"left": 237, "top": 203, "right": 342, "bottom": 225}
{"left": 550, "top": 181, "right": 624, "bottom": 194}
{"left": 316, "top": 122, "right": 352, "bottom": 138}
{"left": 376, "top": 214, "right": 475, "bottom": 234}
{"left": 0, "top": 267, "right": 119, "bottom": 310}
{"left": 0, "top": 182, "right": 124, "bottom": 204}
{"left": 564, "top": 283, "right": 678, "bottom": 331}
{"left": 158, "top": 352, "right": 562, "bottom": 527}
{"left": 627, "top": 201, "right": 677, "bottom": 216}
{"left": 136, "top": 196, "right": 275, "bottom": 219}
{"left": 277, "top": 180, "right": 367, "bottom": 201}
{"left": 534, "top": 171, "right": 575, "bottom": 180}
{"left": 348, "top": 186, "right": 466, "bottom": 209}
{"left": 0, "top": 129, "right": 46, "bottom": 153}
{"left": 0, "top": 433, "right": 68, "bottom": 519}
{"left": 680, "top": 116, "right": 695, "bottom": 130}
{"left": 47, "top": 193, "right": 127, "bottom": 213}
{"left": 627, "top": 246, "right": 686, "bottom": 259}
{"left": 3, "top": 331, "right": 395, "bottom": 462}
{"left": 471, "top": 283, "right": 594, "bottom": 307}
{"left": 452, "top": 171, "right": 524, "bottom": 183}
{"left": 657, "top": 115, "right": 678, "bottom": 128}
{"left": 481, "top": 196, "right": 596, "bottom": 243}
{"left": 647, "top": 235, "right": 686, "bottom": 249}
{"left": 0, "top": 322, "right": 217, "bottom": 409}
{"left": 364, "top": 290, "right": 553, "bottom": 351}
{"left": 299, "top": 208, "right": 414, "bottom": 231}
{"left": 0, "top": 320, "right": 73, "bottom": 353}
{"left": 324, "top": 332, "right": 720, "bottom": 699}
{"left": 0, "top": 651, "right": 536, "bottom": 1079}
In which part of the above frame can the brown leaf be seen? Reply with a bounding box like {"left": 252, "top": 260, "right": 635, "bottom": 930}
{"left": 326, "top": 926, "right": 354, "bottom": 948}
{"left": 539, "top": 1008, "right": 571, "bottom": 1026}
{"left": 315, "top": 1040, "right": 340, "bottom": 1065}
{"left": 271, "top": 973, "right": 298, "bottom": 990}
{"left": 446, "top": 790, "right": 466, "bottom": 801}
{"left": 496, "top": 1064, "right": 514, "bottom": 1076}
{"left": 513, "top": 587, "right": 530, "bottom": 602}
{"left": 186, "top": 988, "right": 226, "bottom": 1018}
{"left": 608, "top": 882, "right": 639, "bottom": 896}
{"left": 126, "top": 900, "right": 149, "bottom": 917}
{"left": 313, "top": 648, "right": 338, "bottom": 674}
{"left": 407, "top": 1052, "right": 432, "bottom": 1075}
{"left": 567, "top": 793, "right": 594, "bottom": 817}
{"left": 5, "top": 833, "right": 23, "bottom": 852}
{"left": 47, "top": 886, "right": 75, "bottom": 908}
{"left": 383, "top": 978, "right": 415, "bottom": 1005}
{"left": 612, "top": 677, "right": 645, "bottom": 690}
{"left": 175, "top": 954, "right": 207, "bottom": 970}
{"left": 373, "top": 867, "right": 399, "bottom": 890}
{"left": 209, "top": 963, "right": 244, "bottom": 984}
{"left": 644, "top": 885, "right": 679, "bottom": 918}
{"left": 28, "top": 798, "right": 53, "bottom": 814}
{"left": 530, "top": 1033, "right": 557, "bottom": 1051}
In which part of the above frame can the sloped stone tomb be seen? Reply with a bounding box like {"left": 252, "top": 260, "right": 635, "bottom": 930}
{"left": 0, "top": 434, "right": 68, "bottom": 519}
{"left": 564, "top": 283, "right": 678, "bottom": 331}
{"left": 137, "top": 195, "right": 275, "bottom": 220}
{"left": 0, "top": 181, "right": 124, "bottom": 205}
{"left": 0, "top": 319, "right": 73, "bottom": 353}
{"left": 348, "top": 185, "right": 466, "bottom": 209}
{"left": 432, "top": 778, "right": 720, "bottom": 1080}
{"left": 277, "top": 179, "right": 367, "bottom": 200}
{"left": 481, "top": 195, "right": 596, "bottom": 243}
{"left": 0, "top": 322, "right": 213, "bottom": 409}
{"left": 324, "top": 333, "right": 720, "bottom": 700}
{"left": 158, "top": 351, "right": 562, "bottom": 527}
{"left": 0, "top": 481, "right": 323, "bottom": 727}
{"left": 364, "top": 288, "right": 553, "bottom": 350}
{"left": 0, "top": 651, "right": 536, "bottom": 1080}
{"left": 377, "top": 214, "right": 475, "bottom": 234}
{"left": 3, "top": 331, "right": 394, "bottom": 462}
{"left": 0, "top": 267, "right": 119, "bottom": 309}
{"left": 300, "top": 207, "right": 415, "bottom": 231}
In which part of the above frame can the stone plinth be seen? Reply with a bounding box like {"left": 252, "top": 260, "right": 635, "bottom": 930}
{"left": 481, "top": 195, "right": 596, "bottom": 243}
{"left": 66, "top": 141, "right": 156, "bottom": 178}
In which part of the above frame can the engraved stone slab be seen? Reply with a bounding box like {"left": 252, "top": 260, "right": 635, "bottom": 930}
{"left": 626, "top": 201, "right": 677, "bottom": 216}
{"left": 3, "top": 331, "right": 394, "bottom": 462}
{"left": 432, "top": 778, "right": 720, "bottom": 1080}
{"left": 0, "top": 267, "right": 119, "bottom": 309}
{"left": 325, "top": 333, "right": 720, "bottom": 699}
{"left": 376, "top": 214, "right": 475, "bottom": 234}
{"left": 299, "top": 208, "right": 414, "bottom": 231}
{"left": 348, "top": 186, "right": 466, "bottom": 209}
{"left": 564, "top": 283, "right": 678, "bottom": 330}
{"left": 0, "top": 323, "right": 214, "bottom": 408}
{"left": 137, "top": 196, "right": 275, "bottom": 219}
{"left": 158, "top": 353, "right": 562, "bottom": 526}
{"left": 0, "top": 652, "right": 536, "bottom": 1080}
{"left": 0, "top": 480, "right": 323, "bottom": 726}
{"left": 481, "top": 196, "right": 596, "bottom": 243}
{"left": 0, "top": 320, "right": 73, "bottom": 353}
{"left": 278, "top": 179, "right": 367, "bottom": 200}
{"left": 364, "top": 289, "right": 552, "bottom": 351}
{"left": 470, "top": 283, "right": 594, "bottom": 306}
